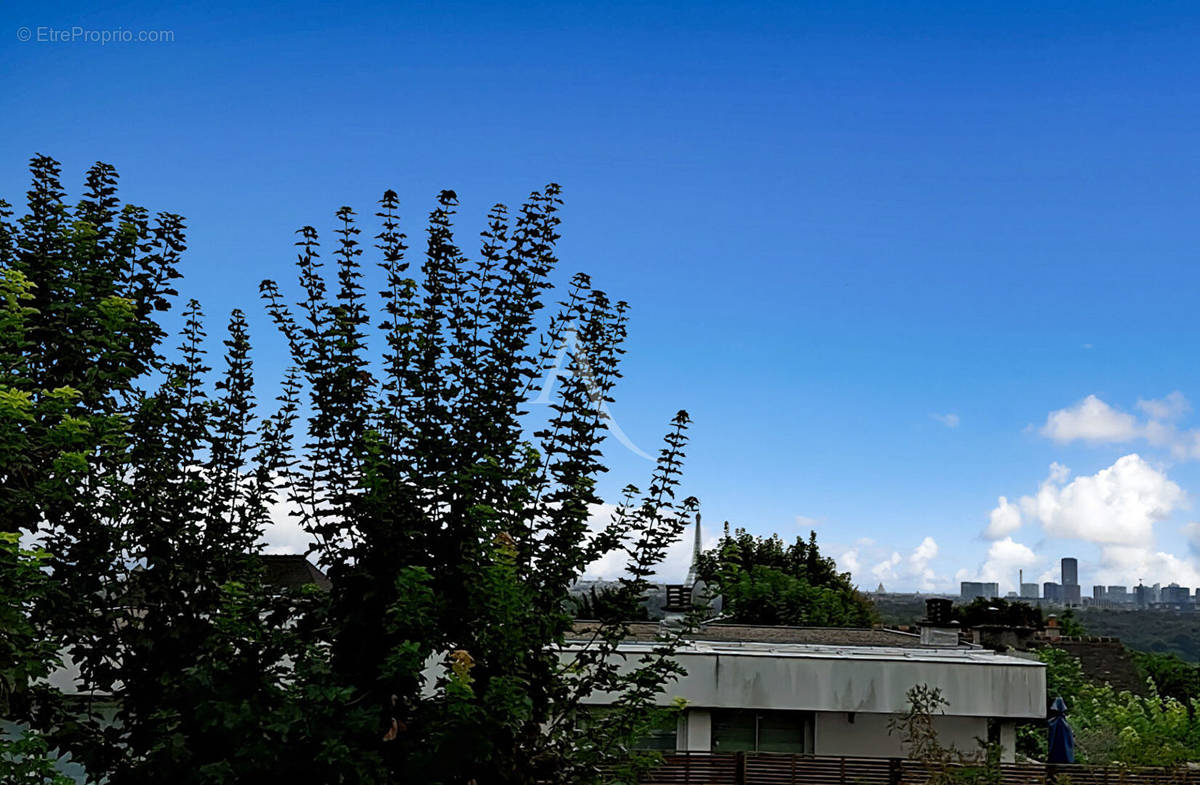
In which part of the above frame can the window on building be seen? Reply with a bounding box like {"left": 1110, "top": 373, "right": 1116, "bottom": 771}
{"left": 712, "top": 710, "right": 811, "bottom": 753}
{"left": 636, "top": 713, "right": 680, "bottom": 750}
{"left": 578, "top": 707, "right": 678, "bottom": 751}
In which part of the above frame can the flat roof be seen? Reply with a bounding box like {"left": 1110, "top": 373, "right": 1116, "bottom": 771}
{"left": 570, "top": 622, "right": 937, "bottom": 648}
{"left": 568, "top": 639, "right": 1043, "bottom": 668}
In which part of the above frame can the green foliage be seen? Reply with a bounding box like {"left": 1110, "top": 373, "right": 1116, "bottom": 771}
{"left": 1057, "top": 609, "right": 1087, "bottom": 637}
{"left": 889, "top": 684, "right": 1002, "bottom": 785}
{"left": 0, "top": 534, "right": 59, "bottom": 716}
{"left": 0, "top": 728, "right": 75, "bottom": 785}
{"left": 695, "top": 526, "right": 877, "bottom": 626}
{"left": 1077, "top": 609, "right": 1200, "bottom": 661}
{"left": 570, "top": 585, "right": 651, "bottom": 622}
{"left": 2, "top": 158, "right": 698, "bottom": 784}
{"left": 1132, "top": 651, "right": 1200, "bottom": 708}
{"left": 1026, "top": 647, "right": 1200, "bottom": 766}
{"left": 258, "top": 185, "right": 699, "bottom": 784}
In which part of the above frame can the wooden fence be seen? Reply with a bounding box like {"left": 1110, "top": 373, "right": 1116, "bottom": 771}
{"left": 641, "top": 752, "right": 1200, "bottom": 785}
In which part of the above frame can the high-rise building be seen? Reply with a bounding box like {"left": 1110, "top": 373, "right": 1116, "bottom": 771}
{"left": 1020, "top": 583, "right": 1039, "bottom": 599}
{"left": 1136, "top": 583, "right": 1150, "bottom": 608}
{"left": 1061, "top": 557, "right": 1078, "bottom": 587}
{"left": 1093, "top": 585, "right": 1107, "bottom": 605}
{"left": 1063, "top": 584, "right": 1082, "bottom": 606}
{"left": 1043, "top": 582, "right": 1062, "bottom": 603}
{"left": 1107, "top": 585, "right": 1129, "bottom": 604}
{"left": 1162, "top": 584, "right": 1192, "bottom": 607}
{"left": 960, "top": 581, "right": 999, "bottom": 601}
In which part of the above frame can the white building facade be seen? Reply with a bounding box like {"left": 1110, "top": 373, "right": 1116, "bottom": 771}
{"left": 570, "top": 635, "right": 1046, "bottom": 761}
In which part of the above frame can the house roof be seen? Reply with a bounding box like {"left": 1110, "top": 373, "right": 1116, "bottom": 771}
{"left": 259, "top": 554, "right": 332, "bottom": 591}
{"left": 575, "top": 639, "right": 1044, "bottom": 667}
{"left": 570, "top": 621, "right": 936, "bottom": 648}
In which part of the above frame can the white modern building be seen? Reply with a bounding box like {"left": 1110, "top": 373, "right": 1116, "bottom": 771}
{"left": 568, "top": 623, "right": 1046, "bottom": 761}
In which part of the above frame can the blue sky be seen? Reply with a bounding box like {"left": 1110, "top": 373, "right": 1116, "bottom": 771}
{"left": 6, "top": 1, "right": 1200, "bottom": 592}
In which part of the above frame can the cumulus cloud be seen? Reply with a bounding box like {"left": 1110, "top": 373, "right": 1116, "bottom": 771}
{"left": 907, "top": 536, "right": 940, "bottom": 590}
{"left": 261, "top": 497, "right": 702, "bottom": 583}
{"left": 981, "top": 537, "right": 1038, "bottom": 585}
{"left": 260, "top": 496, "right": 318, "bottom": 555}
{"left": 1020, "top": 454, "right": 1185, "bottom": 546}
{"left": 839, "top": 548, "right": 861, "bottom": 576}
{"left": 984, "top": 496, "right": 1022, "bottom": 540}
{"left": 580, "top": 504, "right": 708, "bottom": 583}
{"left": 932, "top": 413, "right": 960, "bottom": 429}
{"left": 1039, "top": 392, "right": 1200, "bottom": 459}
{"left": 1091, "top": 545, "right": 1200, "bottom": 589}
{"left": 840, "top": 536, "right": 944, "bottom": 592}
{"left": 1041, "top": 395, "right": 1141, "bottom": 444}
{"left": 977, "top": 455, "right": 1199, "bottom": 588}
{"left": 872, "top": 552, "right": 902, "bottom": 580}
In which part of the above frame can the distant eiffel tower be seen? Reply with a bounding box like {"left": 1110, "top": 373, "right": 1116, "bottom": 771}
{"left": 685, "top": 513, "right": 701, "bottom": 587}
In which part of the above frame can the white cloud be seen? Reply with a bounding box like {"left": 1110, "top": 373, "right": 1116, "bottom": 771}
{"left": 1091, "top": 545, "right": 1200, "bottom": 589}
{"left": 839, "top": 549, "right": 861, "bottom": 576}
{"left": 871, "top": 552, "right": 902, "bottom": 580}
{"left": 979, "top": 537, "right": 1039, "bottom": 589}
{"left": 1020, "top": 454, "right": 1185, "bottom": 546}
{"left": 1041, "top": 395, "right": 1141, "bottom": 444}
{"left": 932, "top": 413, "right": 960, "bottom": 428}
{"left": 840, "top": 536, "right": 944, "bottom": 592}
{"left": 907, "top": 536, "right": 940, "bottom": 591}
{"left": 910, "top": 536, "right": 938, "bottom": 566}
{"left": 1138, "top": 391, "right": 1191, "bottom": 422}
{"left": 581, "top": 504, "right": 708, "bottom": 583}
{"left": 956, "top": 537, "right": 1040, "bottom": 595}
{"left": 1185, "top": 522, "right": 1200, "bottom": 557}
{"left": 984, "top": 496, "right": 1022, "bottom": 540}
{"left": 795, "top": 514, "right": 821, "bottom": 530}
{"left": 260, "top": 496, "right": 318, "bottom": 555}
{"left": 1038, "top": 392, "right": 1200, "bottom": 459}
{"left": 976, "top": 455, "right": 1200, "bottom": 588}
{"left": 262, "top": 497, "right": 702, "bottom": 584}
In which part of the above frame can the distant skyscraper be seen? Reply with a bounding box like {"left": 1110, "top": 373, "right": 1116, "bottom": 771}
{"left": 1020, "top": 583, "right": 1039, "bottom": 599}
{"left": 1061, "top": 557, "right": 1078, "bottom": 586}
{"left": 1063, "top": 584, "right": 1082, "bottom": 606}
{"left": 960, "top": 581, "right": 998, "bottom": 601}
{"left": 1136, "top": 583, "right": 1150, "bottom": 608}
{"left": 1044, "top": 582, "right": 1062, "bottom": 603}
{"left": 1162, "top": 584, "right": 1192, "bottom": 606}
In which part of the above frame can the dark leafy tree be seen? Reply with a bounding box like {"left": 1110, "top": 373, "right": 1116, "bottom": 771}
{"left": 695, "top": 525, "right": 877, "bottom": 626}
{"left": 1, "top": 158, "right": 698, "bottom": 785}
{"left": 570, "top": 585, "right": 651, "bottom": 622}
{"left": 1132, "top": 651, "right": 1200, "bottom": 710}
{"left": 259, "top": 185, "right": 698, "bottom": 783}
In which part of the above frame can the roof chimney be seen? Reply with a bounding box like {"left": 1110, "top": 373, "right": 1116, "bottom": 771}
{"left": 920, "top": 598, "right": 959, "bottom": 646}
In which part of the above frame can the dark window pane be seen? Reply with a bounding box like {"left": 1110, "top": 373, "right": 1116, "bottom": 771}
{"left": 712, "top": 710, "right": 757, "bottom": 752}
{"left": 757, "top": 711, "right": 809, "bottom": 753}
